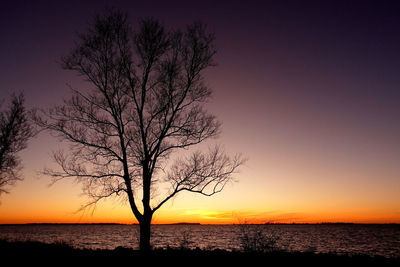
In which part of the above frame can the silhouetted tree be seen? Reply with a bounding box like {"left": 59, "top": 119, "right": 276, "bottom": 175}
{"left": 34, "top": 9, "right": 244, "bottom": 251}
{"left": 0, "top": 93, "right": 33, "bottom": 196}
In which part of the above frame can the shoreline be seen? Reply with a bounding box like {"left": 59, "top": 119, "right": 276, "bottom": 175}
{"left": 1, "top": 239, "right": 399, "bottom": 266}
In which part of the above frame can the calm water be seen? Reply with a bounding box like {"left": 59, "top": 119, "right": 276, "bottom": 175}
{"left": 0, "top": 224, "right": 399, "bottom": 258}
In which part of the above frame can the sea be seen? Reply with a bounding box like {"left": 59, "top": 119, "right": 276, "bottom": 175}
{"left": 0, "top": 224, "right": 399, "bottom": 258}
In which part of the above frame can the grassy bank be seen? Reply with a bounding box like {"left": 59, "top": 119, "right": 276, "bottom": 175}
{"left": 1, "top": 239, "right": 398, "bottom": 266}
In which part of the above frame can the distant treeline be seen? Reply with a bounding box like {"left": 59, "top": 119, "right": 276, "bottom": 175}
{"left": 263, "top": 222, "right": 399, "bottom": 225}
{"left": 0, "top": 222, "right": 398, "bottom": 226}
{"left": 0, "top": 222, "right": 200, "bottom": 226}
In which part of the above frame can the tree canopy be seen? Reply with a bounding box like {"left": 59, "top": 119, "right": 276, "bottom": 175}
{"left": 34, "top": 9, "right": 244, "bottom": 250}
{"left": 0, "top": 93, "right": 33, "bottom": 196}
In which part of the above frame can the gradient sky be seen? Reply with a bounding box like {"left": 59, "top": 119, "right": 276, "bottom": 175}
{"left": 1, "top": 0, "right": 399, "bottom": 224}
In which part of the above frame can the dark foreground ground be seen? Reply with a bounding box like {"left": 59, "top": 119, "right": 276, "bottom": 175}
{"left": 1, "top": 239, "right": 399, "bottom": 266}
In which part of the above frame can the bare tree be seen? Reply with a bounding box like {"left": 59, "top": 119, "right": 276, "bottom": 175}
{"left": 34, "top": 9, "right": 244, "bottom": 251}
{"left": 0, "top": 93, "right": 33, "bottom": 196}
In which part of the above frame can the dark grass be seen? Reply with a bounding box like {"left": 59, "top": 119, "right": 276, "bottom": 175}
{"left": 1, "top": 239, "right": 398, "bottom": 266}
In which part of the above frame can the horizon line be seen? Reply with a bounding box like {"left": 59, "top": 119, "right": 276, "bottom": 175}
{"left": 1, "top": 222, "right": 399, "bottom": 226}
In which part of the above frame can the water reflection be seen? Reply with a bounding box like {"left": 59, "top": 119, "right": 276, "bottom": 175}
{"left": 0, "top": 224, "right": 398, "bottom": 258}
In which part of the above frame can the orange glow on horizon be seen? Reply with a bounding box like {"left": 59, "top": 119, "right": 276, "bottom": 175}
{"left": 0, "top": 173, "right": 399, "bottom": 225}
{"left": 1, "top": 205, "right": 399, "bottom": 225}
{"left": 1, "top": 166, "right": 399, "bottom": 225}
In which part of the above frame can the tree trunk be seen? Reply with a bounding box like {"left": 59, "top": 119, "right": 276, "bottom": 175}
{"left": 139, "top": 165, "right": 153, "bottom": 251}
{"left": 139, "top": 214, "right": 152, "bottom": 251}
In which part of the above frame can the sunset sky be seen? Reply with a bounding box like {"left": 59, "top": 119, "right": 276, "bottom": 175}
{"left": 1, "top": 0, "right": 399, "bottom": 224}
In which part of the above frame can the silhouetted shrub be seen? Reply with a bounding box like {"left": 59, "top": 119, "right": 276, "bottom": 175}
{"left": 238, "top": 224, "right": 278, "bottom": 253}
